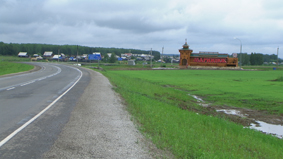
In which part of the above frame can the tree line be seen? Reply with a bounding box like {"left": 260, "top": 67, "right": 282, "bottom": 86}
{"left": 238, "top": 53, "right": 282, "bottom": 65}
{"left": 0, "top": 42, "right": 160, "bottom": 60}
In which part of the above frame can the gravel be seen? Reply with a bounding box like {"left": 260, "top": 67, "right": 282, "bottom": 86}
{"left": 43, "top": 69, "right": 167, "bottom": 159}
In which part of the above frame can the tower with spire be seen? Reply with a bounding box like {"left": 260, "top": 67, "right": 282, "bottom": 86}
{"left": 179, "top": 39, "right": 193, "bottom": 68}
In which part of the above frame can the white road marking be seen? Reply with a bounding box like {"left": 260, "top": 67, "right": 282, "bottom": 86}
{"left": 20, "top": 81, "right": 35, "bottom": 86}
{"left": 6, "top": 87, "right": 15, "bottom": 90}
{"left": 0, "top": 65, "right": 61, "bottom": 92}
{"left": 38, "top": 78, "right": 46, "bottom": 81}
{"left": 0, "top": 67, "right": 83, "bottom": 148}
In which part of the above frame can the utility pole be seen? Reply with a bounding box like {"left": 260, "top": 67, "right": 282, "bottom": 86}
{"left": 98, "top": 54, "right": 100, "bottom": 68}
{"left": 162, "top": 47, "right": 164, "bottom": 62}
{"left": 58, "top": 46, "right": 59, "bottom": 62}
{"left": 234, "top": 38, "right": 242, "bottom": 68}
{"left": 76, "top": 45, "right": 78, "bottom": 64}
{"left": 277, "top": 47, "right": 279, "bottom": 68}
{"left": 150, "top": 48, "right": 152, "bottom": 68}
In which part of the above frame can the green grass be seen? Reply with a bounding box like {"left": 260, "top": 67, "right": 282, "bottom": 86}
{"left": 242, "top": 65, "right": 283, "bottom": 71}
{"left": 0, "top": 55, "right": 31, "bottom": 62}
{"left": 105, "top": 69, "right": 283, "bottom": 114}
{"left": 0, "top": 61, "right": 34, "bottom": 76}
{"left": 276, "top": 76, "right": 283, "bottom": 81}
{"left": 99, "top": 68, "right": 283, "bottom": 158}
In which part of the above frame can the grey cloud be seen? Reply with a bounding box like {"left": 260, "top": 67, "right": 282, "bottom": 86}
{"left": 94, "top": 16, "right": 182, "bottom": 34}
{"left": 0, "top": 0, "right": 282, "bottom": 57}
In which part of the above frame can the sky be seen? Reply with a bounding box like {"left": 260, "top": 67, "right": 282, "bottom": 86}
{"left": 1, "top": 0, "right": 283, "bottom": 57}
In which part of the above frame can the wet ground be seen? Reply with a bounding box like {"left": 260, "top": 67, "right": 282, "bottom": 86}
{"left": 189, "top": 94, "right": 283, "bottom": 138}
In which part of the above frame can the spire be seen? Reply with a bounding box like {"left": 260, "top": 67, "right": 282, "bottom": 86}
{"left": 183, "top": 39, "right": 189, "bottom": 49}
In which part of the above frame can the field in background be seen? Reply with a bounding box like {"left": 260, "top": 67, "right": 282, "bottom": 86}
{"left": 98, "top": 65, "right": 283, "bottom": 158}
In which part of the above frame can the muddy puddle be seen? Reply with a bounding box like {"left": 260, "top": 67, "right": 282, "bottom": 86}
{"left": 189, "top": 94, "right": 283, "bottom": 139}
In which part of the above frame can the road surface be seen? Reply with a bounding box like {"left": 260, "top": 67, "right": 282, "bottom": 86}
{"left": 0, "top": 62, "right": 86, "bottom": 158}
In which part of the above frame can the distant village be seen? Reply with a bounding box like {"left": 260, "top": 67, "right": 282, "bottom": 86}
{"left": 17, "top": 51, "right": 181, "bottom": 64}
{"left": 17, "top": 51, "right": 283, "bottom": 65}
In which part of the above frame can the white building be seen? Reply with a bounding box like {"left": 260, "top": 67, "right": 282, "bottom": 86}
{"left": 43, "top": 51, "right": 53, "bottom": 57}
{"left": 18, "top": 52, "right": 28, "bottom": 57}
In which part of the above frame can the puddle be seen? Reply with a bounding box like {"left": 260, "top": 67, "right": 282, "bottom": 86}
{"left": 249, "top": 121, "right": 283, "bottom": 139}
{"left": 189, "top": 94, "right": 283, "bottom": 139}
{"left": 216, "top": 109, "right": 247, "bottom": 118}
{"left": 188, "top": 94, "right": 210, "bottom": 107}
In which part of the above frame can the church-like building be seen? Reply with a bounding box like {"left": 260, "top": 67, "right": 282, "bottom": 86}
{"left": 179, "top": 41, "right": 238, "bottom": 68}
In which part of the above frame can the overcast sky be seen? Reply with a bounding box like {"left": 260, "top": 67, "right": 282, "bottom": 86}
{"left": 1, "top": 0, "right": 282, "bottom": 57}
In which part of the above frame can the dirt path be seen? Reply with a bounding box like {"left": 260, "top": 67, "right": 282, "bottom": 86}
{"left": 43, "top": 69, "right": 167, "bottom": 159}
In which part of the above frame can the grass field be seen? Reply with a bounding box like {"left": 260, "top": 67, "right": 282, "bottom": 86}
{"left": 97, "top": 65, "right": 283, "bottom": 158}
{"left": 0, "top": 61, "right": 34, "bottom": 76}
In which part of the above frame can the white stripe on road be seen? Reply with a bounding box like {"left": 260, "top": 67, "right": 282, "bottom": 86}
{"left": 0, "top": 67, "right": 83, "bottom": 148}
{"left": 20, "top": 81, "right": 35, "bottom": 86}
{"left": 6, "top": 87, "right": 15, "bottom": 90}
{"left": 0, "top": 65, "right": 61, "bottom": 92}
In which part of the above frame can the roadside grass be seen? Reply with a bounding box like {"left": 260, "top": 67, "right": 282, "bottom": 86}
{"left": 0, "top": 55, "right": 31, "bottom": 62}
{"left": 102, "top": 70, "right": 283, "bottom": 158}
{"left": 0, "top": 61, "right": 34, "bottom": 76}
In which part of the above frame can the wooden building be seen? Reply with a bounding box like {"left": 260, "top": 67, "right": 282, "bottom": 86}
{"left": 179, "top": 42, "right": 238, "bottom": 68}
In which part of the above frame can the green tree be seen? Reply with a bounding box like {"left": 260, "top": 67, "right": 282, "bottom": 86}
{"left": 103, "top": 54, "right": 109, "bottom": 62}
{"left": 109, "top": 53, "right": 117, "bottom": 63}
{"left": 242, "top": 53, "right": 250, "bottom": 65}
{"left": 163, "top": 56, "right": 171, "bottom": 63}
{"left": 153, "top": 53, "right": 160, "bottom": 60}
{"left": 250, "top": 53, "right": 263, "bottom": 65}
{"left": 250, "top": 53, "right": 255, "bottom": 65}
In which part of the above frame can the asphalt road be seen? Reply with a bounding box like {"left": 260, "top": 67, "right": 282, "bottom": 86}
{"left": 0, "top": 62, "right": 89, "bottom": 158}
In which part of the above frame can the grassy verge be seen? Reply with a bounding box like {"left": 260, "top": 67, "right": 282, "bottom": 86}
{"left": 99, "top": 68, "right": 283, "bottom": 158}
{"left": 0, "top": 55, "right": 31, "bottom": 62}
{"left": 0, "top": 61, "right": 34, "bottom": 76}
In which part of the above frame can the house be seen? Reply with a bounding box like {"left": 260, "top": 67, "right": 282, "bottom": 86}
{"left": 124, "top": 53, "right": 132, "bottom": 57}
{"left": 140, "top": 54, "right": 153, "bottom": 60}
{"left": 52, "top": 55, "right": 61, "bottom": 60}
{"left": 18, "top": 52, "right": 28, "bottom": 57}
{"left": 263, "top": 62, "right": 269, "bottom": 65}
{"left": 88, "top": 52, "right": 101, "bottom": 61}
{"left": 121, "top": 53, "right": 133, "bottom": 59}
{"left": 43, "top": 51, "right": 53, "bottom": 58}
{"left": 107, "top": 53, "right": 112, "bottom": 58}
{"left": 128, "top": 60, "right": 135, "bottom": 65}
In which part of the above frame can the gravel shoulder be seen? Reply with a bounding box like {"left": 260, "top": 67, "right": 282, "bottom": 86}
{"left": 43, "top": 68, "right": 168, "bottom": 159}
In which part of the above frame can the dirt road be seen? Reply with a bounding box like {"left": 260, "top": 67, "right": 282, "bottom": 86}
{"left": 43, "top": 68, "right": 166, "bottom": 159}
